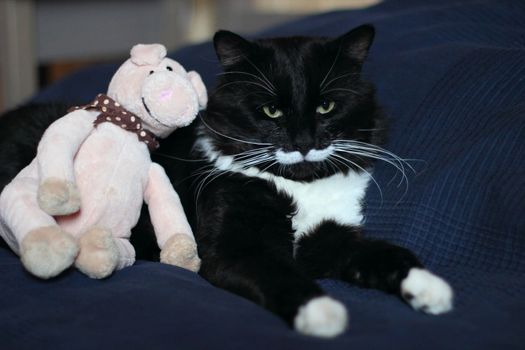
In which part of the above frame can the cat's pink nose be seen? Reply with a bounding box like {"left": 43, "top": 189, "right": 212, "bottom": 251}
{"left": 159, "top": 89, "right": 174, "bottom": 101}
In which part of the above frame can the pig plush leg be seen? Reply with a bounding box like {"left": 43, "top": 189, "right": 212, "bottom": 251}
{"left": 144, "top": 163, "right": 201, "bottom": 272}
{"left": 37, "top": 177, "right": 81, "bottom": 216}
{"left": 160, "top": 234, "right": 200, "bottom": 272}
{"left": 75, "top": 227, "right": 136, "bottom": 279}
{"left": 0, "top": 177, "right": 78, "bottom": 279}
{"left": 75, "top": 227, "right": 118, "bottom": 279}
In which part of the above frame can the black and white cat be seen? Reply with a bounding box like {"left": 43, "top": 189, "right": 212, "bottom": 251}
{"left": 190, "top": 25, "right": 453, "bottom": 337}
{"left": 0, "top": 25, "right": 453, "bottom": 338}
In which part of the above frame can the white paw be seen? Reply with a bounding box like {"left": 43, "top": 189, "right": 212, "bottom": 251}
{"left": 401, "top": 268, "right": 454, "bottom": 315}
{"left": 294, "top": 296, "right": 348, "bottom": 338}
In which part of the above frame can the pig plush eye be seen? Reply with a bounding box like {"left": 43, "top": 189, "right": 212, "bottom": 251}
{"left": 166, "top": 66, "right": 173, "bottom": 71}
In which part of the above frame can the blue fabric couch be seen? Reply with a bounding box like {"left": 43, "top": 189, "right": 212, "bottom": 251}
{"left": 1, "top": 0, "right": 524, "bottom": 348}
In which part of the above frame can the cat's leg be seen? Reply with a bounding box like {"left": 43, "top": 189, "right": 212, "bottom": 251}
{"left": 197, "top": 178, "right": 348, "bottom": 337}
{"left": 200, "top": 254, "right": 348, "bottom": 337}
{"left": 0, "top": 175, "right": 78, "bottom": 278}
{"left": 295, "top": 220, "right": 453, "bottom": 315}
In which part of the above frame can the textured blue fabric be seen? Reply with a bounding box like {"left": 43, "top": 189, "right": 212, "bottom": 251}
{"left": 3, "top": 0, "right": 524, "bottom": 348}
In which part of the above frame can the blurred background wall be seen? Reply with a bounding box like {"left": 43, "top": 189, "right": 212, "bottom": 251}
{"left": 0, "top": 0, "right": 380, "bottom": 113}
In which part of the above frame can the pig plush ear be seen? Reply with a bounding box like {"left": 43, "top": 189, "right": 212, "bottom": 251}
{"left": 130, "top": 44, "right": 167, "bottom": 66}
{"left": 187, "top": 71, "right": 208, "bottom": 109}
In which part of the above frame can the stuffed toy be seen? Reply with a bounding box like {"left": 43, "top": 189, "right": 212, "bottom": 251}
{"left": 0, "top": 44, "right": 207, "bottom": 279}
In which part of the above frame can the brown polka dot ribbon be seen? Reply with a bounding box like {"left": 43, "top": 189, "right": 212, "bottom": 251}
{"left": 68, "top": 94, "right": 159, "bottom": 152}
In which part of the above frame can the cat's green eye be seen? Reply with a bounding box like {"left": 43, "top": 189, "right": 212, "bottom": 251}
{"left": 316, "top": 101, "right": 335, "bottom": 115}
{"left": 263, "top": 105, "right": 283, "bottom": 119}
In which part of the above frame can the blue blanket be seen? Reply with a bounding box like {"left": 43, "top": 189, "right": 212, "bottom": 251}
{"left": 2, "top": 0, "right": 524, "bottom": 348}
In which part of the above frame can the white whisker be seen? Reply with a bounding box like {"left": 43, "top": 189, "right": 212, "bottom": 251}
{"left": 321, "top": 72, "right": 359, "bottom": 93}
{"left": 333, "top": 147, "right": 408, "bottom": 187}
{"left": 321, "top": 88, "right": 362, "bottom": 96}
{"left": 216, "top": 80, "right": 276, "bottom": 96}
{"left": 333, "top": 140, "right": 417, "bottom": 173}
{"left": 320, "top": 44, "right": 342, "bottom": 89}
{"left": 217, "top": 71, "right": 276, "bottom": 93}
{"left": 244, "top": 56, "right": 277, "bottom": 92}
{"left": 330, "top": 153, "right": 383, "bottom": 202}
{"left": 199, "top": 114, "right": 273, "bottom": 146}
{"left": 154, "top": 152, "right": 206, "bottom": 163}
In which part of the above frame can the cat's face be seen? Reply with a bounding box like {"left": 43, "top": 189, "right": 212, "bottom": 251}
{"left": 201, "top": 25, "right": 386, "bottom": 182}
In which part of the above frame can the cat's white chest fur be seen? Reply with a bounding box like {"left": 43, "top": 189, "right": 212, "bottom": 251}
{"left": 266, "top": 171, "right": 370, "bottom": 240}
{"left": 196, "top": 137, "right": 370, "bottom": 240}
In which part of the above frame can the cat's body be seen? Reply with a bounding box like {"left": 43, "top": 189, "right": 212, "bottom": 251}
{"left": 0, "top": 25, "right": 453, "bottom": 337}
{"left": 187, "top": 26, "right": 453, "bottom": 336}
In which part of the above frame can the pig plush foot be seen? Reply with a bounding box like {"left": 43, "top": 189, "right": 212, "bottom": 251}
{"left": 75, "top": 227, "right": 119, "bottom": 279}
{"left": 20, "top": 226, "right": 79, "bottom": 279}
{"left": 160, "top": 233, "right": 201, "bottom": 272}
{"left": 37, "top": 178, "right": 81, "bottom": 216}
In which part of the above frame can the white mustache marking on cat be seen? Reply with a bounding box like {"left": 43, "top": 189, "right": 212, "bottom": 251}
{"left": 276, "top": 146, "right": 334, "bottom": 164}
{"left": 275, "top": 150, "right": 303, "bottom": 164}
{"left": 305, "top": 146, "right": 335, "bottom": 162}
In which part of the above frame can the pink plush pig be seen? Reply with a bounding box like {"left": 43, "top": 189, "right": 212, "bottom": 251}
{"left": 0, "top": 44, "right": 207, "bottom": 279}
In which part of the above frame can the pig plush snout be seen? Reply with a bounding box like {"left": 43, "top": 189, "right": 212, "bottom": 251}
{"left": 141, "top": 71, "right": 199, "bottom": 129}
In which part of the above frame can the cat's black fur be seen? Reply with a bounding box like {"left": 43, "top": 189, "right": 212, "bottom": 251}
{"left": 192, "top": 25, "right": 424, "bottom": 331}
{"left": 0, "top": 25, "right": 431, "bottom": 334}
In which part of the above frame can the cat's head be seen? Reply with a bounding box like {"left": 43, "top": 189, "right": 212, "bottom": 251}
{"left": 200, "top": 25, "right": 386, "bottom": 182}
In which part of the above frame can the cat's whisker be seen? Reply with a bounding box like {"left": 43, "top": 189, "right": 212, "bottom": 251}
{"left": 234, "top": 150, "right": 272, "bottom": 162}
{"left": 194, "top": 167, "right": 230, "bottom": 213}
{"left": 154, "top": 152, "right": 207, "bottom": 163}
{"left": 239, "top": 155, "right": 274, "bottom": 168}
{"left": 235, "top": 152, "right": 271, "bottom": 163}
{"left": 258, "top": 160, "right": 279, "bottom": 174}
{"left": 177, "top": 164, "right": 215, "bottom": 186}
{"left": 278, "top": 164, "right": 285, "bottom": 177}
{"left": 332, "top": 140, "right": 415, "bottom": 193}
{"left": 199, "top": 114, "right": 273, "bottom": 146}
{"left": 233, "top": 148, "right": 275, "bottom": 166}
{"left": 333, "top": 140, "right": 417, "bottom": 174}
{"left": 217, "top": 71, "right": 276, "bottom": 93}
{"left": 333, "top": 147, "right": 409, "bottom": 188}
{"left": 319, "top": 44, "right": 342, "bottom": 89}
{"left": 325, "top": 157, "right": 343, "bottom": 174}
{"left": 321, "top": 88, "right": 362, "bottom": 96}
{"left": 243, "top": 56, "right": 277, "bottom": 92}
{"left": 320, "top": 72, "right": 359, "bottom": 93}
{"left": 329, "top": 153, "right": 384, "bottom": 202}
{"left": 216, "top": 80, "right": 276, "bottom": 96}
{"left": 190, "top": 165, "right": 218, "bottom": 187}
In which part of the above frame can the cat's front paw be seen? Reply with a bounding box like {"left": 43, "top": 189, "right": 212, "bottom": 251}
{"left": 294, "top": 296, "right": 348, "bottom": 338}
{"left": 401, "top": 268, "right": 453, "bottom": 315}
{"left": 160, "top": 234, "right": 201, "bottom": 272}
{"left": 37, "top": 178, "right": 81, "bottom": 216}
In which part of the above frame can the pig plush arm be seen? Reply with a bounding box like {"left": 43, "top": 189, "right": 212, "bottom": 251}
{"left": 36, "top": 109, "right": 97, "bottom": 216}
{"left": 144, "top": 162, "right": 201, "bottom": 272}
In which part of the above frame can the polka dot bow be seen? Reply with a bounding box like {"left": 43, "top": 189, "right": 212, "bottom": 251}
{"left": 69, "top": 94, "right": 159, "bottom": 152}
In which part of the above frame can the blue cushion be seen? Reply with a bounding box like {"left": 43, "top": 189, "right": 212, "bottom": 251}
{"left": 3, "top": 0, "right": 524, "bottom": 348}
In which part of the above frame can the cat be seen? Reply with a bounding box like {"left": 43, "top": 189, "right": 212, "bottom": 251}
{"left": 0, "top": 24, "right": 453, "bottom": 338}
{"left": 189, "top": 25, "right": 453, "bottom": 337}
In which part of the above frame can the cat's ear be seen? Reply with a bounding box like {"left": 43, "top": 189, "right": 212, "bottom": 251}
{"left": 213, "top": 30, "right": 253, "bottom": 67}
{"left": 336, "top": 24, "right": 375, "bottom": 64}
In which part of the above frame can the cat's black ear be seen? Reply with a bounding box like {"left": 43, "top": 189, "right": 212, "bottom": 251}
{"left": 336, "top": 24, "right": 375, "bottom": 64}
{"left": 213, "top": 30, "right": 253, "bottom": 67}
